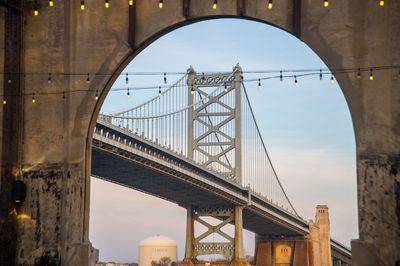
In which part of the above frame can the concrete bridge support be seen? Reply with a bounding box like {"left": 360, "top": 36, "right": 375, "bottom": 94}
{"left": 181, "top": 206, "right": 250, "bottom": 266}
{"left": 254, "top": 236, "right": 310, "bottom": 266}
{"left": 254, "top": 205, "right": 338, "bottom": 266}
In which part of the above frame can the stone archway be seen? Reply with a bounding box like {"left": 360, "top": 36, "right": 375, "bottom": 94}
{"left": 1, "top": 1, "right": 399, "bottom": 265}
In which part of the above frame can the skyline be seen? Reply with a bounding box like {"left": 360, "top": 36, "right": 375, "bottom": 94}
{"left": 90, "top": 19, "right": 358, "bottom": 263}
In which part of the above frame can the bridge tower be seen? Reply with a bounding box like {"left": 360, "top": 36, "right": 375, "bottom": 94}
{"left": 187, "top": 65, "right": 242, "bottom": 184}
{"left": 183, "top": 66, "right": 248, "bottom": 265}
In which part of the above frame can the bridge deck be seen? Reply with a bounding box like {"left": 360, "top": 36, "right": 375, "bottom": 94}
{"left": 92, "top": 121, "right": 309, "bottom": 237}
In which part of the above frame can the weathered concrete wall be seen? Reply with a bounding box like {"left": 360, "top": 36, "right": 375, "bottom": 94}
{"left": 0, "top": 0, "right": 399, "bottom": 265}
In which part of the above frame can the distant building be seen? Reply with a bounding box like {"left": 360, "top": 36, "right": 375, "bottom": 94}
{"left": 138, "top": 235, "right": 178, "bottom": 266}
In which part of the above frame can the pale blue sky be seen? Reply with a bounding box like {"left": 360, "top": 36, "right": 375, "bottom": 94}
{"left": 90, "top": 19, "right": 358, "bottom": 263}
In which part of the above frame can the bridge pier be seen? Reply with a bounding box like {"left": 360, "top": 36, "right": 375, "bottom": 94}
{"left": 254, "top": 235, "right": 310, "bottom": 266}
{"left": 254, "top": 205, "right": 338, "bottom": 266}
{"left": 181, "top": 206, "right": 250, "bottom": 266}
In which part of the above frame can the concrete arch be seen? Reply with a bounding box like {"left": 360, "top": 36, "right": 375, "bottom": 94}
{"left": 1, "top": 1, "right": 399, "bottom": 265}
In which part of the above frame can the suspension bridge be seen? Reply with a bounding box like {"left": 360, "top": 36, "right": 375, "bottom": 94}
{"left": 91, "top": 65, "right": 351, "bottom": 265}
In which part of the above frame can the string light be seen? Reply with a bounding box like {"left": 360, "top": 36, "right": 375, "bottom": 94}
{"left": 127, "top": 87, "right": 130, "bottom": 98}
{"left": 105, "top": 0, "right": 110, "bottom": 9}
{"left": 379, "top": 0, "right": 384, "bottom": 6}
{"left": 95, "top": 90, "right": 99, "bottom": 101}
{"left": 34, "top": 1, "right": 39, "bottom": 16}
{"left": 125, "top": 73, "right": 129, "bottom": 84}
{"left": 3, "top": 97, "right": 6, "bottom": 105}
{"left": 62, "top": 91, "right": 65, "bottom": 99}
{"left": 159, "top": 0, "right": 164, "bottom": 9}
{"left": 49, "top": 0, "right": 54, "bottom": 7}
{"left": 224, "top": 82, "right": 228, "bottom": 92}
{"left": 294, "top": 76, "right": 298, "bottom": 86}
{"left": 81, "top": 0, "right": 85, "bottom": 11}
{"left": 319, "top": 69, "right": 323, "bottom": 80}
{"left": 164, "top": 73, "right": 167, "bottom": 84}
{"left": 212, "top": 0, "right": 218, "bottom": 10}
{"left": 32, "top": 93, "right": 36, "bottom": 104}
{"left": 129, "top": 0, "right": 133, "bottom": 6}
{"left": 158, "top": 86, "right": 162, "bottom": 96}
{"left": 258, "top": 79, "right": 262, "bottom": 89}
{"left": 191, "top": 84, "right": 195, "bottom": 94}
{"left": 0, "top": 66, "right": 398, "bottom": 100}
{"left": 267, "top": 0, "right": 273, "bottom": 9}
{"left": 323, "top": 0, "right": 329, "bottom": 7}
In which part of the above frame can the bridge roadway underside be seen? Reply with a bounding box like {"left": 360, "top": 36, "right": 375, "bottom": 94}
{"left": 91, "top": 146, "right": 306, "bottom": 238}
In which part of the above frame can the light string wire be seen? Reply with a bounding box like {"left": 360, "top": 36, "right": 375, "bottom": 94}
{"left": 1, "top": 65, "right": 398, "bottom": 76}
{"left": 0, "top": 65, "right": 399, "bottom": 98}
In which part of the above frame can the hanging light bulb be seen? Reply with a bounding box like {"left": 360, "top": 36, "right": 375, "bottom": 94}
{"left": 212, "top": 0, "right": 218, "bottom": 10}
{"left": 7, "top": 78, "right": 11, "bottom": 84}
{"left": 258, "top": 79, "right": 262, "bottom": 89}
{"left": 49, "top": 0, "right": 54, "bottom": 7}
{"left": 280, "top": 70, "right": 283, "bottom": 82}
{"left": 319, "top": 69, "right": 323, "bottom": 80}
{"left": 323, "top": 0, "right": 329, "bottom": 7}
{"left": 86, "top": 73, "right": 90, "bottom": 83}
{"left": 357, "top": 68, "right": 361, "bottom": 79}
{"left": 81, "top": 0, "right": 85, "bottom": 11}
{"left": 267, "top": 0, "right": 273, "bottom": 9}
{"left": 129, "top": 0, "right": 133, "bottom": 6}
{"left": 331, "top": 74, "right": 335, "bottom": 84}
{"left": 158, "top": 86, "right": 162, "bottom": 96}
{"left": 224, "top": 82, "right": 228, "bottom": 92}
{"left": 34, "top": 1, "right": 39, "bottom": 16}
{"left": 379, "top": 0, "right": 384, "bottom": 6}
{"left": 62, "top": 91, "right": 65, "bottom": 99}
{"left": 48, "top": 73, "right": 52, "bottom": 84}
{"left": 95, "top": 90, "right": 99, "bottom": 101}
{"left": 127, "top": 87, "right": 130, "bottom": 98}
{"left": 164, "top": 73, "right": 167, "bottom": 84}
{"left": 3, "top": 96, "right": 6, "bottom": 105}
{"left": 32, "top": 93, "right": 36, "bottom": 104}
{"left": 294, "top": 76, "right": 298, "bottom": 86}
{"left": 369, "top": 68, "right": 374, "bottom": 81}
{"left": 125, "top": 73, "right": 129, "bottom": 84}
{"left": 191, "top": 84, "right": 195, "bottom": 94}
{"left": 159, "top": 0, "right": 164, "bottom": 9}
{"left": 105, "top": 0, "right": 110, "bottom": 8}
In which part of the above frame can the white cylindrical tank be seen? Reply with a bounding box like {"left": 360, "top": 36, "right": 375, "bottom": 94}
{"left": 138, "top": 235, "right": 178, "bottom": 266}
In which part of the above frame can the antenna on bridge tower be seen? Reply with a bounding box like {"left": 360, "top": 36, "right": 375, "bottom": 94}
{"left": 187, "top": 64, "right": 243, "bottom": 184}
